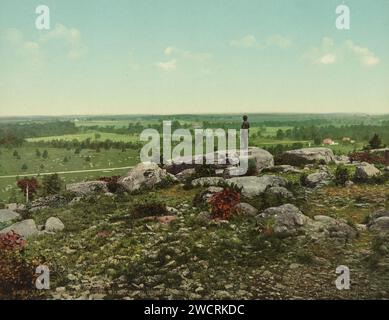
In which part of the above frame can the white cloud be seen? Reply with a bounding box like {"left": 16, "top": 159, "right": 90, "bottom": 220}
{"left": 230, "top": 34, "right": 292, "bottom": 49}
{"left": 164, "top": 46, "right": 211, "bottom": 62}
{"left": 40, "top": 23, "right": 87, "bottom": 60}
{"left": 345, "top": 40, "right": 380, "bottom": 66}
{"left": 229, "top": 34, "right": 257, "bottom": 48}
{"left": 304, "top": 37, "right": 380, "bottom": 67}
{"left": 0, "top": 28, "right": 42, "bottom": 66}
{"left": 319, "top": 54, "right": 337, "bottom": 65}
{"left": 156, "top": 46, "right": 212, "bottom": 72}
{"left": 266, "top": 34, "right": 292, "bottom": 48}
{"left": 155, "top": 59, "right": 177, "bottom": 71}
{"left": 304, "top": 37, "right": 337, "bottom": 65}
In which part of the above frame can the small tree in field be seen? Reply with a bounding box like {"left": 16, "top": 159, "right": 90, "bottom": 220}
{"left": 42, "top": 150, "right": 48, "bottom": 159}
{"left": 369, "top": 134, "right": 383, "bottom": 149}
{"left": 41, "top": 174, "right": 62, "bottom": 196}
{"left": 17, "top": 178, "right": 39, "bottom": 203}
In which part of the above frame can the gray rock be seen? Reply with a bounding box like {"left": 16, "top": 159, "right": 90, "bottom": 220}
{"left": 265, "top": 186, "right": 293, "bottom": 198}
{"left": 0, "top": 209, "right": 20, "bottom": 223}
{"left": 354, "top": 162, "right": 381, "bottom": 180}
{"left": 66, "top": 181, "right": 109, "bottom": 196}
{"left": 118, "top": 162, "right": 173, "bottom": 192}
{"left": 227, "top": 175, "right": 287, "bottom": 198}
{"left": 0, "top": 219, "right": 39, "bottom": 238}
{"left": 30, "top": 195, "right": 67, "bottom": 211}
{"left": 258, "top": 204, "right": 310, "bottom": 237}
{"left": 266, "top": 165, "right": 302, "bottom": 173}
{"left": 369, "top": 217, "right": 389, "bottom": 232}
{"left": 45, "top": 217, "right": 65, "bottom": 232}
{"left": 6, "top": 203, "right": 26, "bottom": 212}
{"left": 175, "top": 168, "right": 196, "bottom": 182}
{"left": 191, "top": 177, "right": 225, "bottom": 187}
{"left": 367, "top": 210, "right": 389, "bottom": 233}
{"left": 308, "top": 215, "right": 358, "bottom": 240}
{"left": 165, "top": 147, "right": 274, "bottom": 175}
{"left": 245, "top": 147, "right": 274, "bottom": 173}
{"left": 305, "top": 171, "right": 332, "bottom": 188}
{"left": 234, "top": 203, "right": 259, "bottom": 216}
{"left": 334, "top": 155, "right": 350, "bottom": 164}
{"left": 281, "top": 147, "right": 335, "bottom": 166}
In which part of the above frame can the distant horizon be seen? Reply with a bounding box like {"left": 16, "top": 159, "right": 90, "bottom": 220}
{"left": 1, "top": 111, "right": 389, "bottom": 120}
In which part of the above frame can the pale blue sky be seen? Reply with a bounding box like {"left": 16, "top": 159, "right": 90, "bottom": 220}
{"left": 0, "top": 0, "right": 388, "bottom": 116}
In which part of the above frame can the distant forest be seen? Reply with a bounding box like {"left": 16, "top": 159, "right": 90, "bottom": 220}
{"left": 1, "top": 115, "right": 389, "bottom": 147}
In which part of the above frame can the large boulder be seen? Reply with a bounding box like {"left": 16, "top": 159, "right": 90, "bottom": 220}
{"left": 226, "top": 175, "right": 287, "bottom": 198}
{"left": 66, "top": 181, "right": 109, "bottom": 196}
{"left": 354, "top": 162, "right": 381, "bottom": 180}
{"left": 246, "top": 147, "right": 274, "bottom": 173}
{"left": 281, "top": 148, "right": 335, "bottom": 166}
{"left": 366, "top": 210, "right": 389, "bottom": 233}
{"left": 165, "top": 147, "right": 274, "bottom": 175}
{"left": 0, "top": 209, "right": 20, "bottom": 223}
{"left": 30, "top": 195, "right": 67, "bottom": 212}
{"left": 257, "top": 204, "right": 309, "bottom": 237}
{"left": 304, "top": 171, "right": 332, "bottom": 188}
{"left": 234, "top": 203, "right": 259, "bottom": 216}
{"left": 308, "top": 215, "right": 358, "bottom": 241}
{"left": 0, "top": 219, "right": 39, "bottom": 238}
{"left": 265, "top": 186, "right": 293, "bottom": 199}
{"left": 45, "top": 217, "right": 65, "bottom": 232}
{"left": 118, "top": 162, "right": 174, "bottom": 193}
{"left": 175, "top": 168, "right": 196, "bottom": 182}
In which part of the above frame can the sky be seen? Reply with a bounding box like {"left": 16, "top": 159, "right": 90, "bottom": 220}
{"left": 0, "top": 0, "right": 388, "bottom": 116}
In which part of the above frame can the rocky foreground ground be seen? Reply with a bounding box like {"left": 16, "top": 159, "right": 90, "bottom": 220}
{"left": 1, "top": 147, "right": 389, "bottom": 299}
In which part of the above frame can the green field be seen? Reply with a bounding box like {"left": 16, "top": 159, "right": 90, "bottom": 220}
{"left": 0, "top": 146, "right": 139, "bottom": 202}
{"left": 27, "top": 132, "right": 139, "bottom": 143}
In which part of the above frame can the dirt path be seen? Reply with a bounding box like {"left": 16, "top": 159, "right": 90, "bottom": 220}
{"left": 0, "top": 166, "right": 134, "bottom": 179}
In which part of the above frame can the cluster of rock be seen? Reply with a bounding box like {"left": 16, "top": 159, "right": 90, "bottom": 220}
{"left": 255, "top": 204, "right": 358, "bottom": 242}
{"left": 280, "top": 147, "right": 336, "bottom": 166}
{"left": 165, "top": 147, "right": 274, "bottom": 176}
{"left": 0, "top": 208, "right": 64, "bottom": 238}
{"left": 366, "top": 209, "right": 389, "bottom": 234}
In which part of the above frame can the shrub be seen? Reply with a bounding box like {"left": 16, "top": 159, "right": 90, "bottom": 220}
{"left": 99, "top": 176, "right": 121, "bottom": 193}
{"left": 132, "top": 201, "right": 168, "bottom": 218}
{"left": 209, "top": 187, "right": 241, "bottom": 220}
{"left": 335, "top": 165, "right": 350, "bottom": 186}
{"left": 41, "top": 173, "right": 62, "bottom": 196}
{"left": 0, "top": 232, "right": 37, "bottom": 299}
{"left": 349, "top": 151, "right": 388, "bottom": 165}
{"left": 17, "top": 177, "right": 39, "bottom": 201}
{"left": 300, "top": 173, "right": 308, "bottom": 187}
{"left": 245, "top": 158, "right": 258, "bottom": 176}
{"left": 194, "top": 164, "right": 216, "bottom": 179}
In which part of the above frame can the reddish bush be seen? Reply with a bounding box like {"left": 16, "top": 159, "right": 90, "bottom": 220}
{"left": 0, "top": 231, "right": 27, "bottom": 251}
{"left": 0, "top": 232, "right": 37, "bottom": 299}
{"left": 349, "top": 151, "right": 388, "bottom": 165}
{"left": 209, "top": 188, "right": 241, "bottom": 220}
{"left": 17, "top": 177, "right": 39, "bottom": 201}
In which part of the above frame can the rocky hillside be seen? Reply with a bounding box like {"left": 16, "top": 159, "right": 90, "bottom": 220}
{"left": 1, "top": 147, "right": 389, "bottom": 299}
